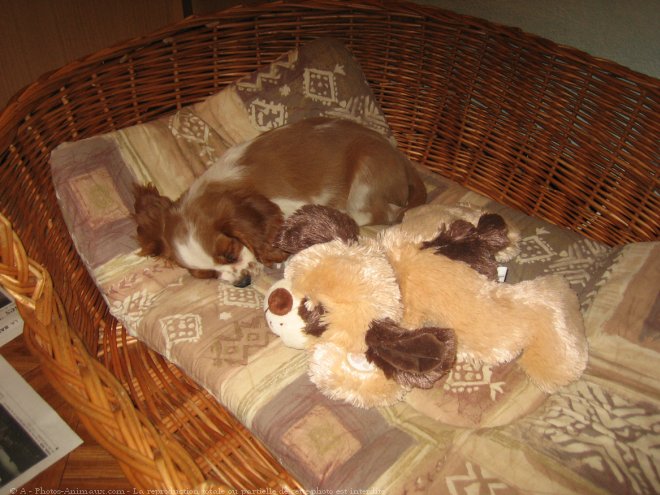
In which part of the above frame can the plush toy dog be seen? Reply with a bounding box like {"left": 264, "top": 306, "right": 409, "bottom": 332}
{"left": 265, "top": 235, "right": 458, "bottom": 408}
{"left": 264, "top": 204, "right": 588, "bottom": 408}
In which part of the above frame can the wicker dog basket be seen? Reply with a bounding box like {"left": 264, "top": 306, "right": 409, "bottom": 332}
{"left": 0, "top": 0, "right": 658, "bottom": 490}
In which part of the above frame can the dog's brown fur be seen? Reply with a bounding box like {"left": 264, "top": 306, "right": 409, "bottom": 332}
{"left": 134, "top": 117, "right": 427, "bottom": 286}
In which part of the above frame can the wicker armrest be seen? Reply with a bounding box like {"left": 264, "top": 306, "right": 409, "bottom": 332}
{"left": 0, "top": 214, "right": 226, "bottom": 489}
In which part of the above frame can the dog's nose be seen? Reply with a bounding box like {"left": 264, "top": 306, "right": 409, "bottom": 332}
{"left": 233, "top": 273, "right": 252, "bottom": 288}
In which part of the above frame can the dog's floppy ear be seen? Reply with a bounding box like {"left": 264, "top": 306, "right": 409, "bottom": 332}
{"left": 133, "top": 183, "right": 173, "bottom": 257}
{"left": 217, "top": 190, "right": 289, "bottom": 266}
{"left": 365, "top": 318, "right": 456, "bottom": 389}
{"left": 275, "top": 204, "right": 360, "bottom": 254}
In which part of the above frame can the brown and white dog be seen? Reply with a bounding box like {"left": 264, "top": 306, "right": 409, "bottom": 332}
{"left": 133, "top": 117, "right": 427, "bottom": 287}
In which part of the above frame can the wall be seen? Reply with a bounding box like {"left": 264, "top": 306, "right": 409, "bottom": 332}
{"left": 416, "top": 0, "right": 659, "bottom": 78}
{"left": 189, "top": 0, "right": 660, "bottom": 78}
{"left": 0, "top": 0, "right": 184, "bottom": 108}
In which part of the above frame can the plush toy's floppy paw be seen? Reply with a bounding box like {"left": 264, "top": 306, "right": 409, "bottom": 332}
{"left": 308, "top": 342, "right": 408, "bottom": 408}
{"left": 516, "top": 275, "right": 588, "bottom": 393}
{"left": 275, "top": 204, "right": 360, "bottom": 254}
{"left": 365, "top": 318, "right": 457, "bottom": 389}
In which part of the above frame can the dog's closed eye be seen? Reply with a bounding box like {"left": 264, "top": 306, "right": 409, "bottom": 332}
{"left": 225, "top": 253, "right": 238, "bottom": 263}
{"left": 214, "top": 252, "right": 238, "bottom": 264}
{"left": 212, "top": 235, "right": 243, "bottom": 265}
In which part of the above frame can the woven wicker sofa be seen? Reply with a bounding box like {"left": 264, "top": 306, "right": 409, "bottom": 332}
{"left": 1, "top": 0, "right": 658, "bottom": 492}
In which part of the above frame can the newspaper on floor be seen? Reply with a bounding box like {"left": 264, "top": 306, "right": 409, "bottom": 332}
{"left": 0, "top": 289, "right": 23, "bottom": 348}
{"left": 0, "top": 356, "right": 82, "bottom": 492}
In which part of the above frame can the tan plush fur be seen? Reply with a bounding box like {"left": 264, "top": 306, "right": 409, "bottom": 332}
{"left": 308, "top": 342, "right": 407, "bottom": 409}
{"left": 286, "top": 239, "right": 402, "bottom": 355}
{"left": 266, "top": 203, "right": 588, "bottom": 406}
{"left": 284, "top": 239, "right": 415, "bottom": 407}
{"left": 382, "top": 235, "right": 588, "bottom": 393}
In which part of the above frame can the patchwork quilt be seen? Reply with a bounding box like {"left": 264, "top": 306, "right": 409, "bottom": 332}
{"left": 50, "top": 39, "right": 660, "bottom": 494}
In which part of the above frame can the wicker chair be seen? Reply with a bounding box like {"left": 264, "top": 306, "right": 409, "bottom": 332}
{"left": 0, "top": 0, "right": 657, "bottom": 491}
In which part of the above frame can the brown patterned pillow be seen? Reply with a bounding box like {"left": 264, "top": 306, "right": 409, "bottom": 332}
{"left": 230, "top": 37, "right": 394, "bottom": 140}
{"left": 582, "top": 242, "right": 659, "bottom": 353}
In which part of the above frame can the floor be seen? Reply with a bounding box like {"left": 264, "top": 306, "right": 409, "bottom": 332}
{"left": 1, "top": 334, "right": 132, "bottom": 490}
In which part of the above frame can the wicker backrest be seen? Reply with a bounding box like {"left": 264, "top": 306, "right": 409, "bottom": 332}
{"left": 0, "top": 0, "right": 658, "bottom": 490}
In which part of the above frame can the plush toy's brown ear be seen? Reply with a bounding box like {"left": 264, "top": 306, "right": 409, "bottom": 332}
{"left": 421, "top": 213, "right": 510, "bottom": 280}
{"left": 365, "top": 319, "right": 456, "bottom": 389}
{"left": 275, "top": 204, "right": 360, "bottom": 254}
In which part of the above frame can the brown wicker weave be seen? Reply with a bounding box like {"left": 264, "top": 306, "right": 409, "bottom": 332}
{"left": 0, "top": 0, "right": 658, "bottom": 490}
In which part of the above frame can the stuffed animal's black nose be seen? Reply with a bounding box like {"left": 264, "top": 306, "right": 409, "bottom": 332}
{"left": 233, "top": 273, "right": 252, "bottom": 288}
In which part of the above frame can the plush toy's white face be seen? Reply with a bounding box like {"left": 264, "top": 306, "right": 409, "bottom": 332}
{"left": 282, "top": 239, "right": 406, "bottom": 353}
{"left": 261, "top": 212, "right": 460, "bottom": 409}
{"left": 263, "top": 278, "right": 310, "bottom": 349}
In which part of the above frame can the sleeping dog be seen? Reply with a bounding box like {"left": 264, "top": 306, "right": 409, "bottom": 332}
{"left": 133, "top": 117, "right": 426, "bottom": 287}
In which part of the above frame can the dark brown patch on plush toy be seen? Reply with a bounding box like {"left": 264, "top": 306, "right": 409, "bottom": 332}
{"left": 275, "top": 204, "right": 360, "bottom": 254}
{"left": 422, "top": 213, "right": 510, "bottom": 280}
{"left": 299, "top": 298, "right": 328, "bottom": 337}
{"left": 365, "top": 319, "right": 457, "bottom": 389}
